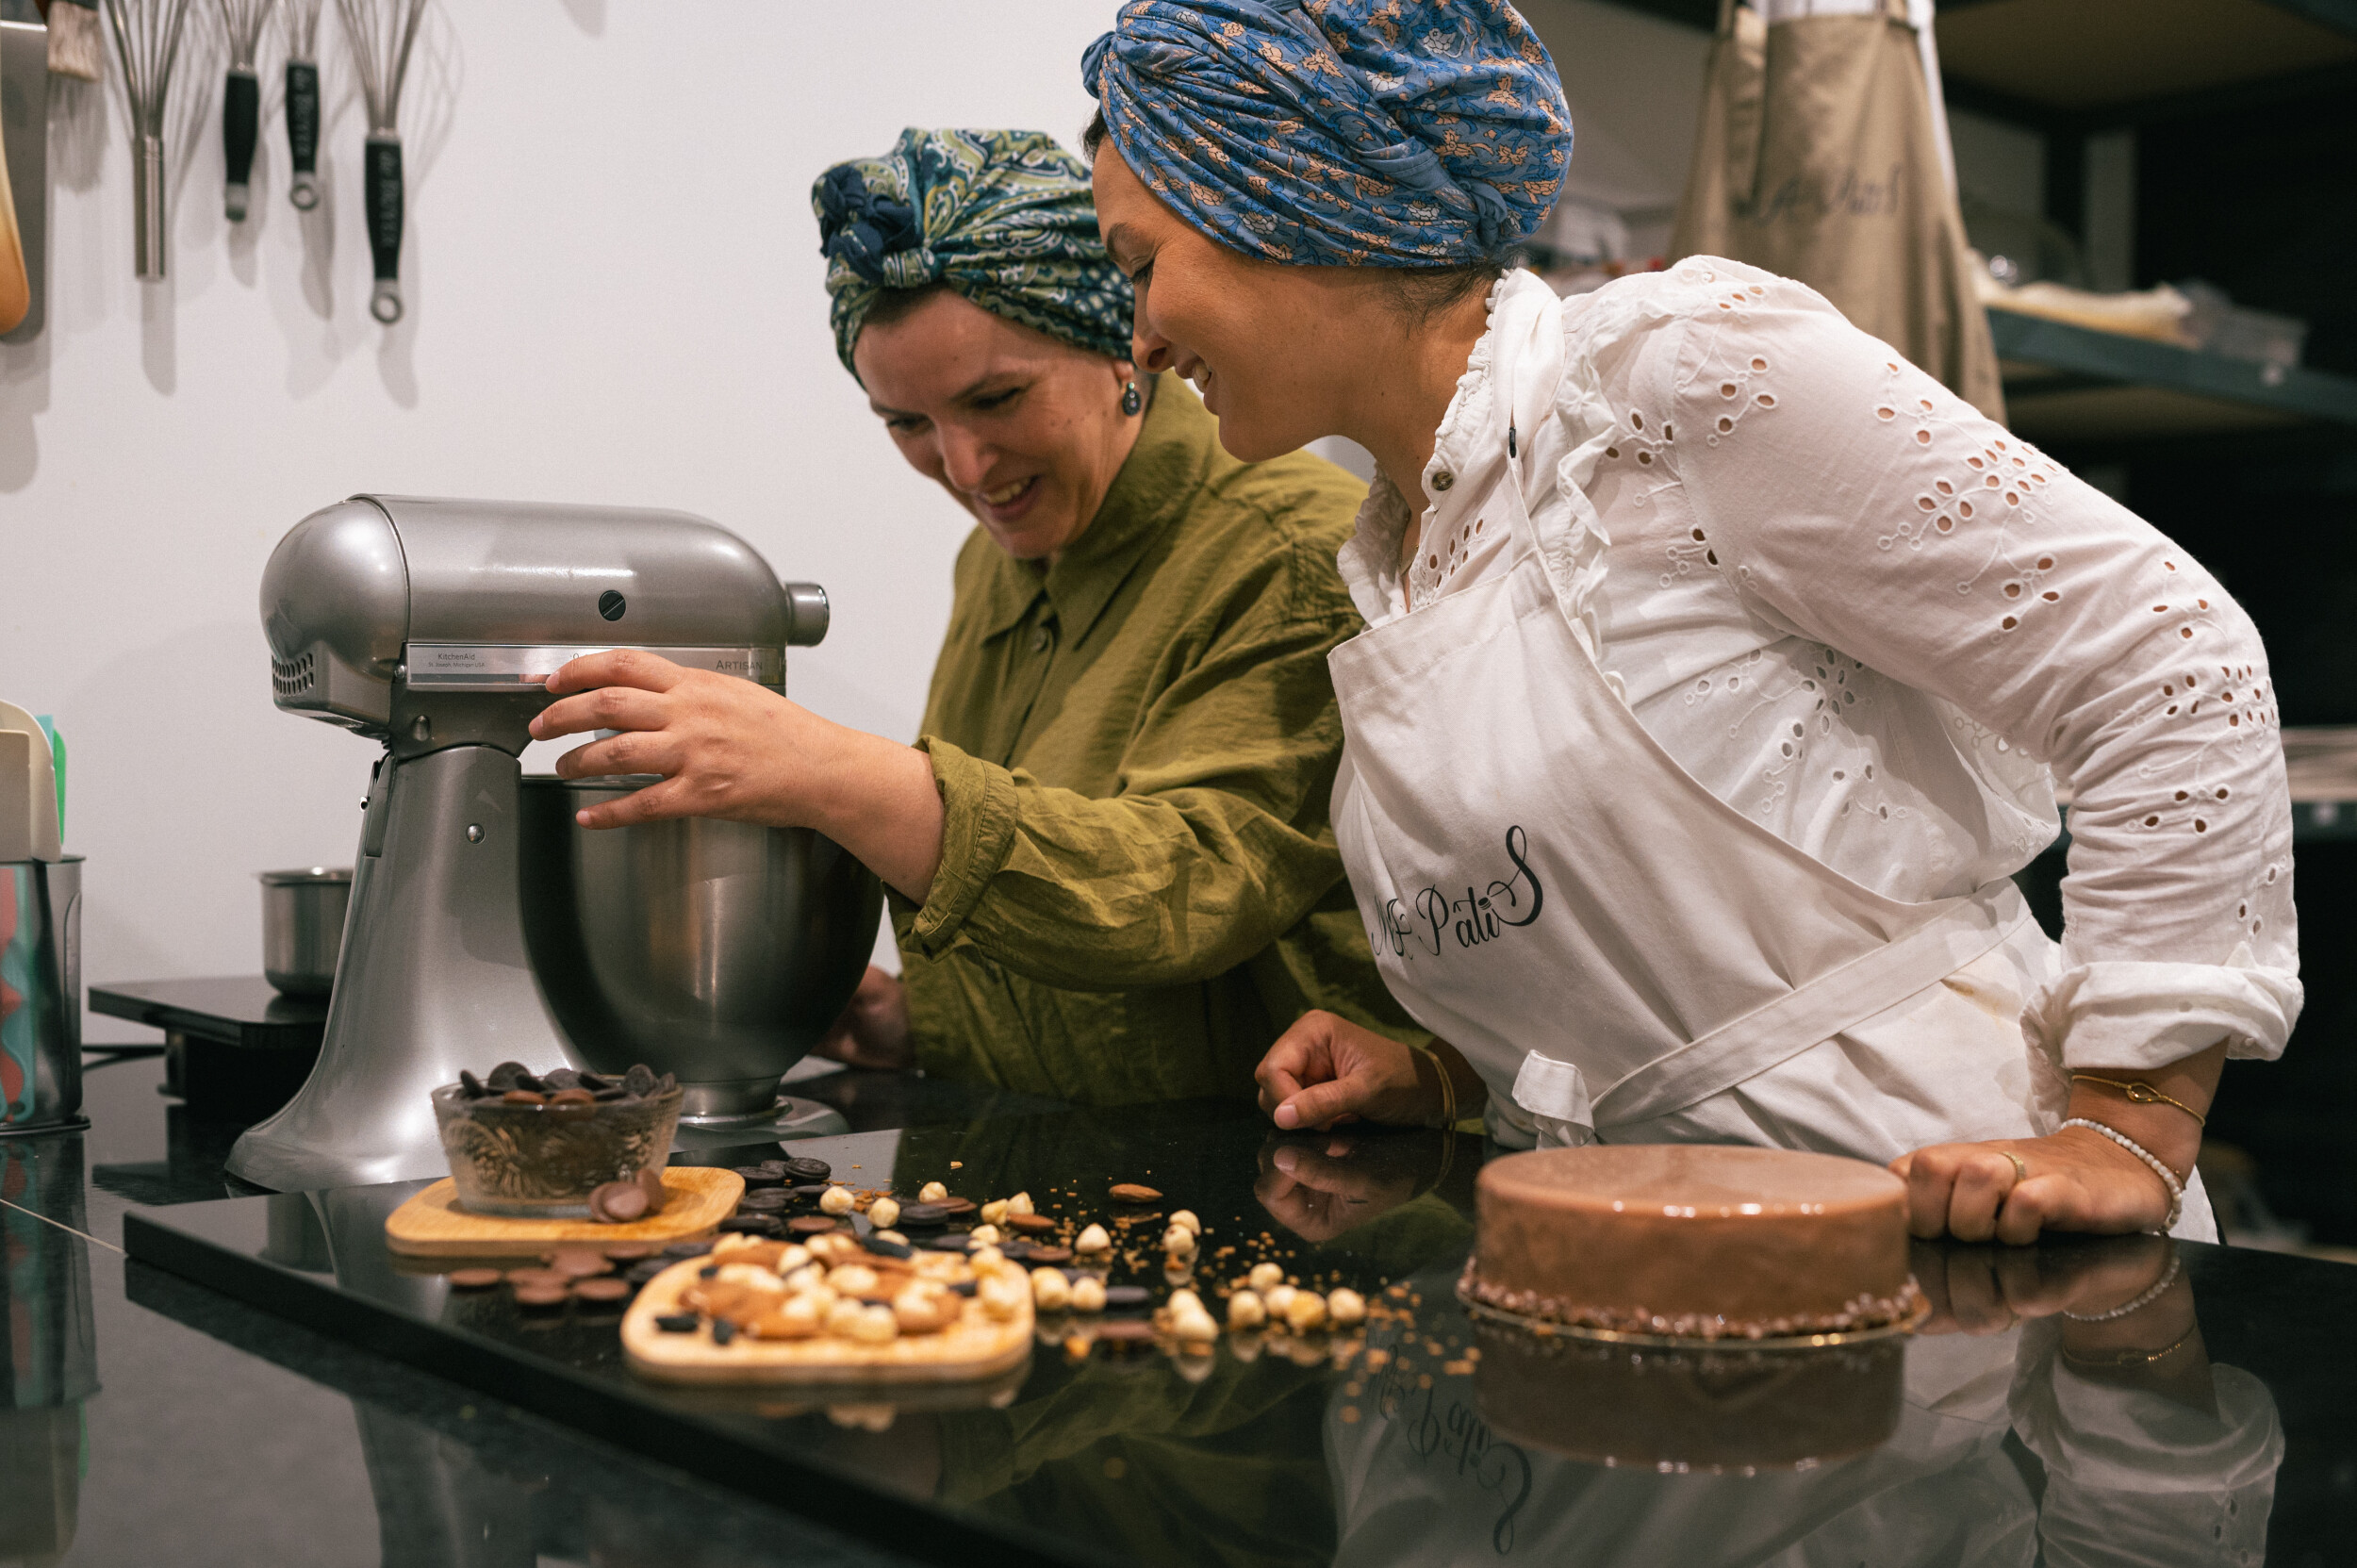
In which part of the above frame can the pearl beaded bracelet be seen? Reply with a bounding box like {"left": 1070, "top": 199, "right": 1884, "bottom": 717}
{"left": 2060, "top": 1117, "right": 2184, "bottom": 1233}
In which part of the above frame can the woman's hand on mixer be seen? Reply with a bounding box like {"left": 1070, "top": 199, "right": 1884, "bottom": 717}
{"left": 533, "top": 650, "right": 947, "bottom": 901}
{"left": 814, "top": 966, "right": 915, "bottom": 1071}
{"left": 1256, "top": 1012, "right": 1481, "bottom": 1131}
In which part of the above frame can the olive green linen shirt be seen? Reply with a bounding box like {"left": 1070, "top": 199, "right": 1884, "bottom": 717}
{"left": 896, "top": 375, "right": 1427, "bottom": 1104}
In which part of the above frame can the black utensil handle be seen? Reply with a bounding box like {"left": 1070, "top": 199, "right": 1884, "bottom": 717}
{"left": 365, "top": 135, "right": 404, "bottom": 283}
{"left": 285, "top": 61, "right": 320, "bottom": 174}
{"left": 223, "top": 69, "right": 260, "bottom": 189}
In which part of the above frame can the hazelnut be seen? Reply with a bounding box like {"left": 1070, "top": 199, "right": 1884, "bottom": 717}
{"left": 712, "top": 1232, "right": 761, "bottom": 1256}
{"left": 774, "top": 1245, "right": 811, "bottom": 1275}
{"left": 871, "top": 1230, "right": 909, "bottom": 1247}
{"left": 980, "top": 1277, "right": 1027, "bottom": 1322}
{"left": 980, "top": 1199, "right": 1011, "bottom": 1226}
{"left": 969, "top": 1224, "right": 1002, "bottom": 1246}
{"left": 850, "top": 1304, "right": 899, "bottom": 1344}
{"left": 827, "top": 1263, "right": 880, "bottom": 1296}
{"left": 819, "top": 1185, "right": 855, "bottom": 1215}
{"left": 1327, "top": 1288, "right": 1367, "bottom": 1328}
{"left": 768, "top": 1296, "right": 823, "bottom": 1337}
{"left": 1031, "top": 1267, "right": 1072, "bottom": 1312}
{"left": 783, "top": 1263, "right": 826, "bottom": 1294}
{"left": 893, "top": 1288, "right": 951, "bottom": 1333}
{"left": 1162, "top": 1225, "right": 1197, "bottom": 1258}
{"left": 1171, "top": 1309, "right": 1219, "bottom": 1344}
{"left": 1007, "top": 1191, "right": 1035, "bottom": 1217}
{"left": 1229, "top": 1330, "right": 1265, "bottom": 1362}
{"left": 1169, "top": 1210, "right": 1203, "bottom": 1236}
{"left": 825, "top": 1298, "right": 866, "bottom": 1338}
{"left": 969, "top": 1244, "right": 1006, "bottom": 1269}
{"left": 1262, "top": 1284, "right": 1298, "bottom": 1318}
{"left": 1070, "top": 1276, "right": 1107, "bottom": 1313}
{"left": 1247, "top": 1263, "right": 1284, "bottom": 1293}
{"left": 1285, "top": 1291, "right": 1327, "bottom": 1331}
{"left": 717, "top": 1263, "right": 786, "bottom": 1293}
{"left": 867, "top": 1197, "right": 900, "bottom": 1230}
{"left": 1075, "top": 1224, "right": 1112, "bottom": 1254}
{"left": 1228, "top": 1290, "right": 1267, "bottom": 1329}
{"left": 918, "top": 1180, "right": 949, "bottom": 1203}
{"left": 1167, "top": 1289, "right": 1206, "bottom": 1318}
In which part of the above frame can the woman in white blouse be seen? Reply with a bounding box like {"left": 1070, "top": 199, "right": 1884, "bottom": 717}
{"left": 1082, "top": 2, "right": 2298, "bottom": 1242}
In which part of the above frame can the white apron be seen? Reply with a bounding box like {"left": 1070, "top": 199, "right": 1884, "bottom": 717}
{"left": 1328, "top": 468, "right": 2037, "bottom": 1151}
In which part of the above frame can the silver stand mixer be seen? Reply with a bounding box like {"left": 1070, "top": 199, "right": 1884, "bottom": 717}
{"left": 227, "top": 497, "right": 882, "bottom": 1192}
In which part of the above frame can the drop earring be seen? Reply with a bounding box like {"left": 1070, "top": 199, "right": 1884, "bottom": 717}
{"left": 1121, "top": 380, "right": 1143, "bottom": 416}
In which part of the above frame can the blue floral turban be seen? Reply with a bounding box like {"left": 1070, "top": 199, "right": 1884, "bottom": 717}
{"left": 1084, "top": 0, "right": 1572, "bottom": 268}
{"left": 814, "top": 127, "right": 1135, "bottom": 378}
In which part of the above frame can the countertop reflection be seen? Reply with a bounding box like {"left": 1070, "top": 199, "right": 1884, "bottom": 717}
{"left": 20, "top": 1053, "right": 2357, "bottom": 1566}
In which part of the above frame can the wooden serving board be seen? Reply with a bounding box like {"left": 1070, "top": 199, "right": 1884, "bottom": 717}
{"left": 622, "top": 1259, "right": 1034, "bottom": 1386}
{"left": 384, "top": 1168, "right": 744, "bottom": 1258}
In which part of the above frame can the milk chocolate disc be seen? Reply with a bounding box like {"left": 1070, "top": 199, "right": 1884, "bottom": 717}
{"left": 786, "top": 1215, "right": 838, "bottom": 1235}
{"left": 570, "top": 1277, "right": 633, "bottom": 1303}
{"left": 547, "top": 1248, "right": 613, "bottom": 1279}
{"left": 512, "top": 1284, "right": 571, "bottom": 1308}
{"left": 1006, "top": 1213, "right": 1057, "bottom": 1233}
{"left": 447, "top": 1267, "right": 503, "bottom": 1290}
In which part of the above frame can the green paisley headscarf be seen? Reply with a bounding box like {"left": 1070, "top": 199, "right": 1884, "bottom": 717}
{"left": 814, "top": 127, "right": 1135, "bottom": 378}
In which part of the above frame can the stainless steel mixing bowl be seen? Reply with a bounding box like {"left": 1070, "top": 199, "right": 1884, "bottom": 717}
{"left": 259, "top": 867, "right": 352, "bottom": 998}
{"left": 516, "top": 776, "right": 882, "bottom": 1122}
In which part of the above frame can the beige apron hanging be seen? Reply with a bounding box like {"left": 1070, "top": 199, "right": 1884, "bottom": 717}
{"left": 1671, "top": 0, "right": 2004, "bottom": 421}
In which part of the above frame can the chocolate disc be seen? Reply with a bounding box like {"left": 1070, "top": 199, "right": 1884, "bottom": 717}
{"left": 1102, "top": 1284, "right": 1151, "bottom": 1308}
{"left": 589, "top": 1181, "right": 650, "bottom": 1224}
{"left": 570, "top": 1277, "right": 633, "bottom": 1303}
{"left": 1094, "top": 1318, "right": 1157, "bottom": 1342}
{"left": 785, "top": 1215, "right": 839, "bottom": 1235}
{"left": 547, "top": 1249, "right": 613, "bottom": 1278}
{"left": 736, "top": 1189, "right": 792, "bottom": 1213}
{"left": 782, "top": 1157, "right": 832, "bottom": 1184}
{"left": 895, "top": 1203, "right": 953, "bottom": 1228}
{"left": 720, "top": 1214, "right": 783, "bottom": 1236}
{"left": 601, "top": 1241, "right": 657, "bottom": 1261}
{"left": 1025, "top": 1246, "right": 1074, "bottom": 1265}
{"left": 446, "top": 1267, "right": 503, "bottom": 1290}
{"left": 504, "top": 1267, "right": 569, "bottom": 1289}
{"left": 931, "top": 1197, "right": 979, "bottom": 1218}
{"left": 1006, "top": 1213, "right": 1057, "bottom": 1233}
{"left": 661, "top": 1241, "right": 714, "bottom": 1259}
{"left": 734, "top": 1165, "right": 786, "bottom": 1189}
{"left": 512, "top": 1284, "right": 570, "bottom": 1308}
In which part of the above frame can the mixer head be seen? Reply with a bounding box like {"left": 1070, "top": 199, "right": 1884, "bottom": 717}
{"left": 260, "top": 496, "right": 829, "bottom": 751}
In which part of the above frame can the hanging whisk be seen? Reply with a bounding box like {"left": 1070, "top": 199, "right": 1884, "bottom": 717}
{"left": 282, "top": 0, "right": 322, "bottom": 210}
{"left": 336, "top": 0, "right": 424, "bottom": 322}
{"left": 218, "top": 0, "right": 275, "bottom": 221}
{"left": 106, "top": 0, "right": 194, "bottom": 280}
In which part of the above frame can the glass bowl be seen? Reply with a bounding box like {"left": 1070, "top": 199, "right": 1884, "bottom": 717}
{"left": 431, "top": 1082, "right": 683, "bottom": 1219}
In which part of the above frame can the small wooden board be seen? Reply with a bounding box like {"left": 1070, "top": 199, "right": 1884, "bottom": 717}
{"left": 622, "top": 1258, "right": 1034, "bottom": 1386}
{"left": 384, "top": 1168, "right": 745, "bottom": 1258}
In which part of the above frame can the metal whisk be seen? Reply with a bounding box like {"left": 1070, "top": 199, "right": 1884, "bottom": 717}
{"left": 282, "top": 0, "right": 322, "bottom": 209}
{"left": 336, "top": 0, "right": 424, "bottom": 322}
{"left": 218, "top": 0, "right": 275, "bottom": 221}
{"left": 106, "top": 0, "right": 194, "bottom": 280}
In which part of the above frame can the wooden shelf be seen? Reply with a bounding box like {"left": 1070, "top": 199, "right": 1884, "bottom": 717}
{"left": 1989, "top": 307, "right": 2357, "bottom": 442}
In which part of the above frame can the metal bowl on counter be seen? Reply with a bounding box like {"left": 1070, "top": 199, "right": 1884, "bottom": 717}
{"left": 515, "top": 777, "right": 882, "bottom": 1125}
{"left": 258, "top": 867, "right": 352, "bottom": 998}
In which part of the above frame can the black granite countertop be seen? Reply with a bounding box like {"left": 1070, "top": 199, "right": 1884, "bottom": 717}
{"left": 8, "top": 1050, "right": 2351, "bottom": 1567}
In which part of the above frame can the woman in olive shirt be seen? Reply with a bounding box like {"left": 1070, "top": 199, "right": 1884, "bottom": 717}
{"left": 530, "top": 127, "right": 1426, "bottom": 1105}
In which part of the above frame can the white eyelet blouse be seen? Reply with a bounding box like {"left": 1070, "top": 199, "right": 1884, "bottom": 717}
{"left": 1335, "top": 260, "right": 2300, "bottom": 1093}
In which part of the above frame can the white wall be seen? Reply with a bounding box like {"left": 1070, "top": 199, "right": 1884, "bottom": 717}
{"left": 1, "top": 1, "right": 1120, "bottom": 1040}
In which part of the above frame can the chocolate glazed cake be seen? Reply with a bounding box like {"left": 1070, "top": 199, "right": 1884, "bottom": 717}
{"left": 1461, "top": 1145, "right": 1921, "bottom": 1341}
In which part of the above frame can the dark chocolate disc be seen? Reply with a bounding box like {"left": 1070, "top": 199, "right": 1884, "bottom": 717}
{"left": 782, "top": 1157, "right": 832, "bottom": 1184}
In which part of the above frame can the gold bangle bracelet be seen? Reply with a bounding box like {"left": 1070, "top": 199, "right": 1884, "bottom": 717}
{"left": 2061, "top": 1327, "right": 2199, "bottom": 1368}
{"left": 1428, "top": 1047, "right": 1459, "bottom": 1132}
{"left": 2071, "top": 1074, "right": 2208, "bottom": 1128}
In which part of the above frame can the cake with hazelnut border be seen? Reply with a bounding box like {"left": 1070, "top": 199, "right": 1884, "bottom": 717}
{"left": 1460, "top": 1145, "right": 1922, "bottom": 1342}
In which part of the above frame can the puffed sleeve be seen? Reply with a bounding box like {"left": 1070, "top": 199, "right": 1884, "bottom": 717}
{"left": 1637, "top": 263, "right": 2299, "bottom": 1068}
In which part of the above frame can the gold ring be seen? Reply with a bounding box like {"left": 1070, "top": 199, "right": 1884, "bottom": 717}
{"left": 2003, "top": 1151, "right": 2029, "bottom": 1187}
